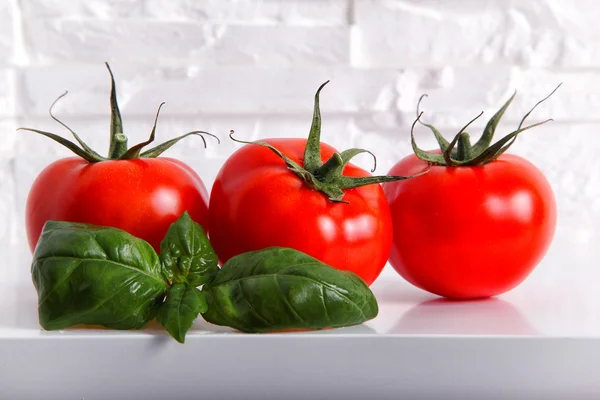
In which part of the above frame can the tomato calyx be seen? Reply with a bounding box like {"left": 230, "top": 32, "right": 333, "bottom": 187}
{"left": 230, "top": 81, "right": 429, "bottom": 203}
{"left": 18, "top": 63, "right": 219, "bottom": 163}
{"left": 411, "top": 84, "right": 561, "bottom": 167}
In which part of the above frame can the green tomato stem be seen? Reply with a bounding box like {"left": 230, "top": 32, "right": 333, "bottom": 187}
{"left": 229, "top": 83, "right": 428, "bottom": 203}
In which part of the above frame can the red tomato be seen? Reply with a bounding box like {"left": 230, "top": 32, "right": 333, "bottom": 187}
{"left": 23, "top": 63, "right": 213, "bottom": 253}
{"left": 384, "top": 152, "right": 556, "bottom": 299}
{"left": 26, "top": 157, "right": 209, "bottom": 253}
{"left": 208, "top": 138, "right": 393, "bottom": 286}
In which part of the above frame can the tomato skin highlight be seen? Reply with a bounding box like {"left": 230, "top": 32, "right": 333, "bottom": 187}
{"left": 383, "top": 153, "right": 557, "bottom": 299}
{"left": 26, "top": 157, "right": 209, "bottom": 253}
{"left": 208, "top": 138, "right": 393, "bottom": 286}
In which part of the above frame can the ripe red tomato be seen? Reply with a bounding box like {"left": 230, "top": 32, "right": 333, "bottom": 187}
{"left": 26, "top": 157, "right": 209, "bottom": 253}
{"left": 208, "top": 82, "right": 417, "bottom": 286}
{"left": 384, "top": 153, "right": 556, "bottom": 299}
{"left": 383, "top": 89, "right": 559, "bottom": 299}
{"left": 209, "top": 138, "right": 393, "bottom": 285}
{"left": 23, "top": 63, "right": 213, "bottom": 253}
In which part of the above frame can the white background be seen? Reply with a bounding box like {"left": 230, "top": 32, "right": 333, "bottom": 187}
{"left": 1, "top": 0, "right": 598, "bottom": 287}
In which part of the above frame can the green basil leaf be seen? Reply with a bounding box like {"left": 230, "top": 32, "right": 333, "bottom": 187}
{"left": 157, "top": 283, "right": 207, "bottom": 343}
{"left": 202, "top": 247, "right": 378, "bottom": 333}
{"left": 31, "top": 221, "right": 168, "bottom": 331}
{"left": 160, "top": 212, "right": 219, "bottom": 286}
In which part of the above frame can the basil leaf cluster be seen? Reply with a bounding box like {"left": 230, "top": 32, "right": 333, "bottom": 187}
{"left": 32, "top": 213, "right": 378, "bottom": 342}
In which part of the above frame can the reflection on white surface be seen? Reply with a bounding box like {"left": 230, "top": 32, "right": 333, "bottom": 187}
{"left": 2, "top": 228, "right": 600, "bottom": 338}
{"left": 389, "top": 297, "right": 537, "bottom": 335}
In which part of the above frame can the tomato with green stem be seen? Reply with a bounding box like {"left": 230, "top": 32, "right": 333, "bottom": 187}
{"left": 383, "top": 86, "right": 560, "bottom": 299}
{"left": 23, "top": 63, "right": 218, "bottom": 253}
{"left": 208, "top": 82, "right": 426, "bottom": 286}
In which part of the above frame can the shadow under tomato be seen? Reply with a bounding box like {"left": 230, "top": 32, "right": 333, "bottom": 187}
{"left": 389, "top": 297, "right": 538, "bottom": 335}
{"left": 371, "top": 279, "right": 438, "bottom": 304}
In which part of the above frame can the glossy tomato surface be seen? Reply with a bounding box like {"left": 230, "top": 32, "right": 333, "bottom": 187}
{"left": 208, "top": 139, "right": 393, "bottom": 286}
{"left": 383, "top": 153, "right": 556, "bottom": 299}
{"left": 26, "top": 157, "right": 209, "bottom": 253}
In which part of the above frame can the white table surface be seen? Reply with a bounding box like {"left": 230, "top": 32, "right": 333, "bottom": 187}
{"left": 1, "top": 229, "right": 599, "bottom": 400}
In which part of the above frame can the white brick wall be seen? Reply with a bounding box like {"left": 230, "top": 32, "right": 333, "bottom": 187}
{"left": 1, "top": 0, "right": 598, "bottom": 284}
